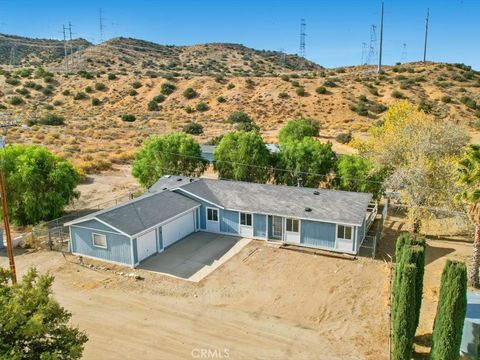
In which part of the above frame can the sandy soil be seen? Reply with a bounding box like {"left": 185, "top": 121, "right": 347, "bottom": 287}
{"left": 2, "top": 242, "right": 389, "bottom": 360}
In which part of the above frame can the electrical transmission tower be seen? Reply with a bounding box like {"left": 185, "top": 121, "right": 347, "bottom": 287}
{"left": 279, "top": 48, "right": 287, "bottom": 67}
{"left": 299, "top": 18, "right": 306, "bottom": 58}
{"left": 361, "top": 42, "right": 368, "bottom": 65}
{"left": 423, "top": 8, "right": 429, "bottom": 62}
{"left": 9, "top": 43, "right": 16, "bottom": 66}
{"left": 99, "top": 8, "right": 105, "bottom": 43}
{"left": 367, "top": 25, "right": 377, "bottom": 65}
{"left": 401, "top": 43, "right": 407, "bottom": 63}
{"left": 61, "top": 25, "right": 68, "bottom": 72}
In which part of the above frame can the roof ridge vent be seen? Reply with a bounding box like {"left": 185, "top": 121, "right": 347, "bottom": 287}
{"left": 313, "top": 190, "right": 320, "bottom": 195}
{"left": 305, "top": 207, "right": 312, "bottom": 212}
{"left": 177, "top": 178, "right": 183, "bottom": 181}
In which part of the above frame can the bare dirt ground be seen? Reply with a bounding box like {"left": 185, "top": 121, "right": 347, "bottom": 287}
{"left": 1, "top": 207, "right": 473, "bottom": 360}
{"left": 2, "top": 242, "right": 389, "bottom": 360}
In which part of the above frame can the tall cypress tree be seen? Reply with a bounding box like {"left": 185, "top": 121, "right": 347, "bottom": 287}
{"left": 430, "top": 260, "right": 468, "bottom": 360}
{"left": 393, "top": 264, "right": 417, "bottom": 360}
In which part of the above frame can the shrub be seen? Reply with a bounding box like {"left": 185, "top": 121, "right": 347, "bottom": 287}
{"left": 39, "top": 113, "right": 65, "bottom": 126}
{"left": 235, "top": 122, "right": 259, "bottom": 132}
{"left": 160, "top": 82, "right": 176, "bottom": 95}
{"left": 278, "top": 92, "right": 289, "bottom": 99}
{"left": 73, "top": 92, "right": 87, "bottom": 100}
{"left": 91, "top": 97, "right": 101, "bottom": 106}
{"left": 335, "top": 132, "right": 352, "bottom": 144}
{"left": 15, "top": 87, "right": 29, "bottom": 96}
{"left": 121, "top": 114, "right": 136, "bottom": 122}
{"left": 84, "top": 86, "right": 93, "bottom": 93}
{"left": 227, "top": 111, "right": 252, "bottom": 124}
{"left": 441, "top": 95, "right": 452, "bottom": 103}
{"left": 430, "top": 260, "right": 467, "bottom": 360}
{"left": 153, "top": 94, "right": 166, "bottom": 103}
{"left": 184, "top": 106, "right": 194, "bottom": 114}
{"left": 9, "top": 96, "right": 24, "bottom": 105}
{"left": 43, "top": 75, "right": 53, "bottom": 83}
{"left": 5, "top": 78, "right": 20, "bottom": 86}
{"left": 217, "top": 96, "right": 226, "bottom": 103}
{"left": 281, "top": 75, "right": 290, "bottom": 81}
{"left": 147, "top": 100, "right": 159, "bottom": 111}
{"left": 131, "top": 81, "right": 142, "bottom": 89}
{"left": 227, "top": 83, "right": 235, "bottom": 90}
{"left": 460, "top": 96, "right": 477, "bottom": 110}
{"left": 291, "top": 80, "right": 300, "bottom": 87}
{"left": 128, "top": 89, "right": 138, "bottom": 96}
{"left": 195, "top": 102, "right": 209, "bottom": 112}
{"left": 183, "top": 87, "right": 198, "bottom": 99}
{"left": 315, "top": 86, "right": 327, "bottom": 94}
{"left": 53, "top": 100, "right": 62, "bottom": 106}
{"left": 62, "top": 89, "right": 71, "bottom": 96}
{"left": 24, "top": 81, "right": 36, "bottom": 88}
{"left": 16, "top": 68, "right": 32, "bottom": 78}
{"left": 107, "top": 73, "right": 117, "bottom": 80}
{"left": 370, "top": 103, "right": 388, "bottom": 114}
{"left": 42, "top": 88, "right": 52, "bottom": 96}
{"left": 323, "top": 79, "right": 337, "bottom": 87}
{"left": 183, "top": 122, "right": 204, "bottom": 135}
{"left": 95, "top": 82, "right": 106, "bottom": 91}
{"left": 296, "top": 87, "right": 306, "bottom": 96}
{"left": 418, "top": 99, "right": 433, "bottom": 114}
{"left": 391, "top": 90, "right": 405, "bottom": 99}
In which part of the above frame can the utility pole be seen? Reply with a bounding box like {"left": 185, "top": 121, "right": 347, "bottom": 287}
{"left": 377, "top": 1, "right": 384, "bottom": 73}
{"left": 423, "top": 8, "right": 429, "bottom": 63}
{"left": 62, "top": 25, "right": 68, "bottom": 72}
{"left": 0, "top": 116, "right": 19, "bottom": 284}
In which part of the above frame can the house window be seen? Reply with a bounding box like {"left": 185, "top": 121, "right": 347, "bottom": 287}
{"left": 337, "top": 225, "right": 353, "bottom": 240}
{"left": 286, "top": 218, "right": 299, "bottom": 233}
{"left": 207, "top": 208, "right": 218, "bottom": 222}
{"left": 240, "top": 213, "right": 252, "bottom": 226}
{"left": 92, "top": 233, "right": 107, "bottom": 248}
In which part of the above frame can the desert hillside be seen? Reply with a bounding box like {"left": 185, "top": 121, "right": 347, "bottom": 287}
{"left": 0, "top": 36, "right": 479, "bottom": 175}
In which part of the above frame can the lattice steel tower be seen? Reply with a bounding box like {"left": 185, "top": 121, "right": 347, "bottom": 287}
{"left": 367, "top": 25, "right": 377, "bottom": 65}
{"left": 299, "top": 18, "right": 306, "bottom": 58}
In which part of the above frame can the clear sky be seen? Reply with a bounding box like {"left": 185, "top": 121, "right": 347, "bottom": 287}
{"left": 0, "top": 0, "right": 478, "bottom": 69}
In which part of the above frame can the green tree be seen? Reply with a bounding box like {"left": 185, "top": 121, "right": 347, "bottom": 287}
{"left": 457, "top": 144, "right": 480, "bottom": 287}
{"left": 0, "top": 267, "right": 88, "bottom": 358}
{"left": 213, "top": 131, "right": 271, "bottom": 183}
{"left": 278, "top": 118, "right": 320, "bottom": 144}
{"left": 335, "top": 155, "right": 384, "bottom": 198}
{"left": 0, "top": 145, "right": 80, "bottom": 225}
{"left": 392, "top": 263, "right": 417, "bottom": 360}
{"left": 430, "top": 260, "right": 468, "bottom": 360}
{"left": 275, "top": 137, "right": 335, "bottom": 188}
{"left": 132, "top": 132, "right": 208, "bottom": 188}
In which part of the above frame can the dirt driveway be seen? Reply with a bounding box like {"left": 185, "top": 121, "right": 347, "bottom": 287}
{"left": 1, "top": 240, "right": 389, "bottom": 360}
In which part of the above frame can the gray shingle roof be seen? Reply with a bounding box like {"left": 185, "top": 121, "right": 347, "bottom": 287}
{"left": 68, "top": 190, "right": 199, "bottom": 236}
{"left": 177, "top": 179, "right": 372, "bottom": 225}
{"left": 149, "top": 175, "right": 199, "bottom": 193}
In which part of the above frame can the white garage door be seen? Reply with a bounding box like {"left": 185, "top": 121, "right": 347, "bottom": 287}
{"left": 137, "top": 230, "right": 157, "bottom": 262}
{"left": 162, "top": 211, "right": 195, "bottom": 248}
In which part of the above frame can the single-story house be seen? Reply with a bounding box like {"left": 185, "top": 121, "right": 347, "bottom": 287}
{"left": 65, "top": 176, "right": 377, "bottom": 268}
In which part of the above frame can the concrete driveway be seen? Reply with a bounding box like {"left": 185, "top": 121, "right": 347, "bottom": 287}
{"left": 138, "top": 232, "right": 251, "bottom": 281}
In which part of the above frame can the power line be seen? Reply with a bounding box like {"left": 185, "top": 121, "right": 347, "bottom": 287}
{"left": 377, "top": 1, "right": 384, "bottom": 74}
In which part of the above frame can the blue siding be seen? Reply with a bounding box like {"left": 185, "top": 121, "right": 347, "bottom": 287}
{"left": 0, "top": 230, "right": 4, "bottom": 249}
{"left": 254, "top": 214, "right": 267, "bottom": 238}
{"left": 157, "top": 227, "right": 163, "bottom": 250}
{"left": 300, "top": 220, "right": 336, "bottom": 249}
{"left": 267, "top": 216, "right": 273, "bottom": 238}
{"left": 70, "top": 222, "right": 132, "bottom": 266}
{"left": 132, "top": 238, "right": 138, "bottom": 264}
{"left": 220, "top": 210, "right": 239, "bottom": 234}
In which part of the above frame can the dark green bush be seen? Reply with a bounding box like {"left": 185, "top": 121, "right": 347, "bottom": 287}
{"left": 95, "top": 82, "right": 106, "bottom": 91}
{"left": 441, "top": 95, "right": 452, "bottom": 103}
{"left": 183, "top": 87, "right": 198, "bottom": 99}
{"left": 73, "top": 92, "right": 87, "bottom": 100}
{"left": 147, "top": 100, "right": 159, "bottom": 111}
{"left": 278, "top": 92, "right": 289, "bottom": 99}
{"left": 227, "top": 111, "right": 252, "bottom": 124}
{"left": 131, "top": 81, "right": 142, "bottom": 89}
{"left": 183, "top": 122, "right": 204, "bottom": 135}
{"left": 184, "top": 106, "right": 194, "bottom": 114}
{"left": 15, "top": 88, "right": 29, "bottom": 96}
{"left": 323, "top": 79, "right": 337, "bottom": 87}
{"left": 315, "top": 86, "right": 327, "bottom": 94}
{"left": 160, "top": 82, "right": 176, "bottom": 95}
{"left": 392, "top": 90, "right": 406, "bottom": 99}
{"left": 91, "top": 97, "right": 101, "bottom": 106}
{"left": 39, "top": 113, "right": 65, "bottom": 126}
{"left": 62, "top": 89, "right": 70, "bottom": 96}
{"left": 281, "top": 75, "right": 290, "bottom": 81}
{"left": 227, "top": 83, "right": 235, "bottom": 90}
{"left": 121, "top": 114, "right": 136, "bottom": 122}
{"left": 9, "top": 96, "right": 24, "bottom": 105}
{"left": 296, "top": 87, "right": 306, "bottom": 96}
{"left": 107, "top": 73, "right": 117, "bottom": 80}
{"left": 128, "top": 89, "right": 138, "bottom": 96}
{"left": 217, "top": 96, "right": 227, "bottom": 103}
{"left": 195, "top": 102, "right": 209, "bottom": 111}
{"left": 5, "top": 78, "right": 20, "bottom": 86}
{"left": 153, "top": 94, "right": 166, "bottom": 103}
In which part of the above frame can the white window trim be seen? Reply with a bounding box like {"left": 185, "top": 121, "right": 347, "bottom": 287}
{"left": 239, "top": 212, "right": 253, "bottom": 227}
{"left": 92, "top": 232, "right": 107, "bottom": 249}
{"left": 336, "top": 224, "right": 353, "bottom": 241}
{"left": 285, "top": 218, "right": 300, "bottom": 233}
{"left": 206, "top": 207, "right": 219, "bottom": 222}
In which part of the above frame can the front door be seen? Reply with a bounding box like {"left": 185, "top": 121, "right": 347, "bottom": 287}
{"left": 270, "top": 216, "right": 283, "bottom": 241}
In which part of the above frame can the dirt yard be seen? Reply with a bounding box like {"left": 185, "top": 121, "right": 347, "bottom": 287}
{"left": 1, "top": 207, "right": 474, "bottom": 360}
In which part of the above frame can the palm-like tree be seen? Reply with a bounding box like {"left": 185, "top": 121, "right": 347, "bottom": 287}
{"left": 458, "top": 144, "right": 480, "bottom": 288}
